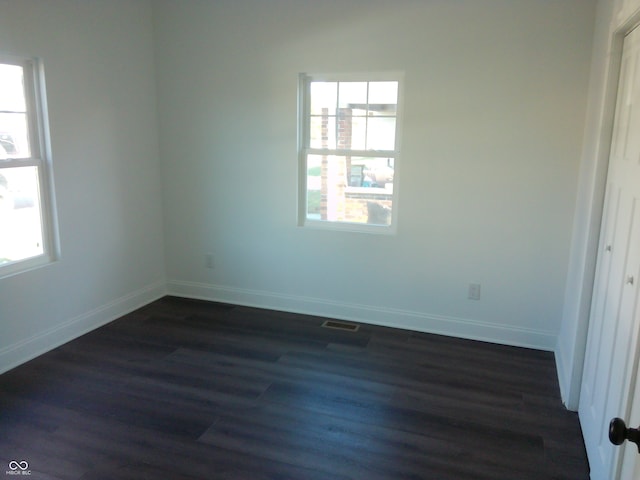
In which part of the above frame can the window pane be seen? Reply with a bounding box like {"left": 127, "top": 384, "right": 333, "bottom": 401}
{"left": 310, "top": 82, "right": 337, "bottom": 116}
{"left": 306, "top": 155, "right": 322, "bottom": 219}
{"left": 0, "top": 112, "right": 30, "bottom": 158}
{"left": 0, "top": 64, "right": 27, "bottom": 112}
{"left": 309, "top": 115, "right": 336, "bottom": 149}
{"left": 337, "top": 111, "right": 366, "bottom": 150}
{"left": 368, "top": 81, "right": 398, "bottom": 107}
{"left": 307, "top": 154, "right": 348, "bottom": 222}
{"left": 368, "top": 82, "right": 397, "bottom": 117}
{"left": 0, "top": 166, "right": 44, "bottom": 265}
{"left": 338, "top": 82, "right": 367, "bottom": 109}
{"left": 367, "top": 117, "right": 396, "bottom": 151}
{"left": 360, "top": 157, "right": 394, "bottom": 191}
{"left": 306, "top": 154, "right": 393, "bottom": 225}
{"left": 368, "top": 103, "right": 397, "bottom": 117}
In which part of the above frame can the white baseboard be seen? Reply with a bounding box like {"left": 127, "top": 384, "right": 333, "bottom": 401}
{"left": 0, "top": 278, "right": 557, "bottom": 376}
{"left": 0, "top": 280, "right": 167, "bottom": 375}
{"left": 167, "top": 280, "right": 557, "bottom": 351}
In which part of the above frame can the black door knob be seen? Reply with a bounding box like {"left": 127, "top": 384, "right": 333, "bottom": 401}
{"left": 609, "top": 417, "right": 640, "bottom": 453}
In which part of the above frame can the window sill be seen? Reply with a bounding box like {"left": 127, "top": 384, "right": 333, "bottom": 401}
{"left": 301, "top": 218, "right": 396, "bottom": 235}
{"left": 0, "top": 254, "right": 57, "bottom": 280}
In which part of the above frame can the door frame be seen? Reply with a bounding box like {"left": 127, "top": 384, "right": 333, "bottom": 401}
{"left": 562, "top": 4, "right": 640, "bottom": 412}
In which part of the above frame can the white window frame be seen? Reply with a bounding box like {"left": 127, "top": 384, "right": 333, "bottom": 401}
{"left": 298, "top": 72, "right": 403, "bottom": 234}
{"left": 0, "top": 54, "right": 58, "bottom": 278}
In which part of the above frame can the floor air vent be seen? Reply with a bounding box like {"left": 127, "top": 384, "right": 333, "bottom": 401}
{"left": 321, "top": 320, "right": 360, "bottom": 332}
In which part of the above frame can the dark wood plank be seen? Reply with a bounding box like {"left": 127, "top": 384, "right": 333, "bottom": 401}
{"left": 0, "top": 296, "right": 589, "bottom": 479}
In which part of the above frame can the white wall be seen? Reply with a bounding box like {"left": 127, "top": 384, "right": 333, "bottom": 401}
{"left": 0, "top": 0, "right": 599, "bottom": 377}
{"left": 155, "top": 0, "right": 596, "bottom": 350}
{"left": 0, "top": 0, "right": 166, "bottom": 373}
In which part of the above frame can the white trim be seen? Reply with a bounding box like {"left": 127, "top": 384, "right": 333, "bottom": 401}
{"left": 302, "top": 217, "right": 396, "bottom": 235}
{"left": 300, "top": 71, "right": 406, "bottom": 83}
{"left": 0, "top": 252, "right": 54, "bottom": 280}
{"left": 0, "top": 280, "right": 167, "bottom": 375}
{"left": 0, "top": 277, "right": 556, "bottom": 375}
{"left": 167, "top": 280, "right": 557, "bottom": 351}
{"left": 0, "top": 157, "right": 40, "bottom": 168}
{"left": 305, "top": 148, "right": 397, "bottom": 157}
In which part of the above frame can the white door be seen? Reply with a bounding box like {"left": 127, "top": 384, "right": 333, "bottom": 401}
{"left": 579, "top": 24, "right": 640, "bottom": 480}
{"left": 618, "top": 365, "right": 640, "bottom": 479}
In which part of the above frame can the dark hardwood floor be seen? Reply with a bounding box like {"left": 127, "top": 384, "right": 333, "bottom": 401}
{"left": 0, "top": 296, "right": 589, "bottom": 479}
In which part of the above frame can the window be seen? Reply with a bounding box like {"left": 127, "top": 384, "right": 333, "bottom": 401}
{"left": 298, "top": 74, "right": 402, "bottom": 232}
{"left": 0, "top": 55, "right": 57, "bottom": 277}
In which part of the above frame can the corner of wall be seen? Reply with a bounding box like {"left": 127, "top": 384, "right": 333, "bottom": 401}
{"left": 0, "top": 280, "right": 167, "bottom": 375}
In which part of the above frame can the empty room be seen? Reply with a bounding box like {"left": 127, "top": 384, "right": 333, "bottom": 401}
{"left": 2, "top": 0, "right": 640, "bottom": 479}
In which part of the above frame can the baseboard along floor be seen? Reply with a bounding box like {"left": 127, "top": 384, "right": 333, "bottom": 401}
{"left": 0, "top": 296, "right": 589, "bottom": 479}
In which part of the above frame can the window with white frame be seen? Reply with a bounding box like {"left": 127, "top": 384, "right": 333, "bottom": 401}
{"left": 299, "top": 73, "right": 402, "bottom": 231}
{"left": 0, "top": 55, "right": 57, "bottom": 276}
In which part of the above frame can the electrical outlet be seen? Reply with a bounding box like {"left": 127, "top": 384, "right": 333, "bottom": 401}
{"left": 468, "top": 283, "right": 481, "bottom": 300}
{"left": 205, "top": 253, "right": 214, "bottom": 269}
